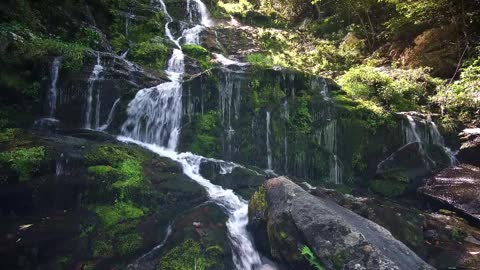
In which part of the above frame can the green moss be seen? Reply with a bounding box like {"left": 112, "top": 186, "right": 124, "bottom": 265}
{"left": 91, "top": 217, "right": 143, "bottom": 258}
{"left": 370, "top": 179, "right": 408, "bottom": 197}
{"left": 128, "top": 11, "right": 166, "bottom": 44}
{"left": 0, "top": 146, "right": 46, "bottom": 181}
{"left": 182, "top": 44, "right": 214, "bottom": 70}
{"left": 299, "top": 245, "right": 325, "bottom": 270}
{"left": 94, "top": 202, "right": 144, "bottom": 226}
{"left": 158, "top": 239, "right": 223, "bottom": 270}
{"left": 190, "top": 111, "right": 221, "bottom": 157}
{"left": 113, "top": 159, "right": 144, "bottom": 188}
{"left": 131, "top": 39, "right": 170, "bottom": 70}
{"left": 85, "top": 144, "right": 145, "bottom": 167}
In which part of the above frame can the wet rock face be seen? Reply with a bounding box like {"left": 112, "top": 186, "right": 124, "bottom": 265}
{"left": 0, "top": 130, "right": 209, "bottom": 269}
{"left": 249, "top": 176, "right": 434, "bottom": 270}
{"left": 199, "top": 160, "right": 266, "bottom": 198}
{"left": 55, "top": 53, "right": 164, "bottom": 131}
{"left": 420, "top": 164, "right": 480, "bottom": 225}
{"left": 373, "top": 142, "right": 451, "bottom": 196}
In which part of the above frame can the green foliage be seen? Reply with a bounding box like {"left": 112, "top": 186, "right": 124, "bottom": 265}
{"left": 0, "top": 146, "right": 46, "bottom": 181}
{"left": 0, "top": 128, "right": 20, "bottom": 143}
{"left": 299, "top": 245, "right": 325, "bottom": 270}
{"left": 250, "top": 77, "right": 286, "bottom": 111}
{"left": 117, "top": 233, "right": 143, "bottom": 256}
{"left": 76, "top": 27, "right": 102, "bottom": 49}
{"left": 94, "top": 202, "right": 144, "bottom": 226}
{"left": 157, "top": 239, "right": 222, "bottom": 270}
{"left": 339, "top": 65, "right": 441, "bottom": 112}
{"left": 289, "top": 95, "right": 313, "bottom": 135}
{"left": 131, "top": 39, "right": 169, "bottom": 70}
{"left": 246, "top": 53, "right": 274, "bottom": 67}
{"left": 29, "top": 38, "right": 87, "bottom": 71}
{"left": 182, "top": 44, "right": 214, "bottom": 70}
{"left": 250, "top": 185, "right": 268, "bottom": 215}
{"left": 217, "top": 0, "right": 254, "bottom": 16}
{"left": 433, "top": 57, "right": 480, "bottom": 124}
{"left": 85, "top": 144, "right": 145, "bottom": 167}
{"left": 92, "top": 218, "right": 143, "bottom": 258}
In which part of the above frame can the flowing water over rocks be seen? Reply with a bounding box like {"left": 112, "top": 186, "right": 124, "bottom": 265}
{"left": 119, "top": 1, "right": 268, "bottom": 269}
{"left": 47, "top": 57, "right": 61, "bottom": 118}
{"left": 84, "top": 54, "right": 104, "bottom": 129}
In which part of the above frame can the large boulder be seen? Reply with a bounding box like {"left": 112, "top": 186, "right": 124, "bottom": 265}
{"left": 420, "top": 164, "right": 480, "bottom": 225}
{"left": 249, "top": 176, "right": 433, "bottom": 270}
{"left": 457, "top": 128, "right": 480, "bottom": 166}
{"left": 310, "top": 187, "right": 480, "bottom": 269}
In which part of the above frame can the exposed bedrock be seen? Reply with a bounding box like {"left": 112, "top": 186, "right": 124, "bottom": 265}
{"left": 248, "top": 176, "right": 434, "bottom": 270}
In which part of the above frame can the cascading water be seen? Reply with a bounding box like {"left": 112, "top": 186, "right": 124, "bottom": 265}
{"left": 317, "top": 120, "right": 342, "bottom": 184}
{"left": 47, "top": 57, "right": 61, "bottom": 118}
{"left": 120, "top": 1, "right": 266, "bottom": 269}
{"left": 403, "top": 114, "right": 458, "bottom": 166}
{"left": 98, "top": 98, "right": 120, "bottom": 132}
{"left": 266, "top": 111, "right": 273, "bottom": 171}
{"left": 84, "top": 54, "right": 103, "bottom": 129}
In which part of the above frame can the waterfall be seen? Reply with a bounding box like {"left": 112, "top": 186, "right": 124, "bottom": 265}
{"left": 318, "top": 120, "right": 342, "bottom": 184}
{"left": 403, "top": 114, "right": 458, "bottom": 166}
{"left": 182, "top": 25, "right": 205, "bottom": 45}
{"left": 186, "top": 0, "right": 213, "bottom": 27}
{"left": 266, "top": 111, "right": 273, "bottom": 171}
{"left": 119, "top": 2, "right": 266, "bottom": 269}
{"left": 428, "top": 120, "right": 458, "bottom": 165}
{"left": 98, "top": 98, "right": 120, "bottom": 132}
{"left": 84, "top": 54, "right": 103, "bottom": 129}
{"left": 47, "top": 57, "right": 61, "bottom": 118}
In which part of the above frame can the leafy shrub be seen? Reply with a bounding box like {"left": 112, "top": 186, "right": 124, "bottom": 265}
{"left": 339, "top": 65, "right": 441, "bottom": 112}
{"left": 433, "top": 57, "right": 480, "bottom": 124}
{"left": 246, "top": 53, "right": 274, "bottom": 67}
{"left": 217, "top": 0, "right": 254, "bottom": 16}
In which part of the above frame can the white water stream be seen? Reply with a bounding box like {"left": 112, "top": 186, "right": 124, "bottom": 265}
{"left": 47, "top": 57, "right": 61, "bottom": 118}
{"left": 120, "top": 1, "right": 266, "bottom": 269}
{"left": 84, "top": 54, "right": 103, "bottom": 129}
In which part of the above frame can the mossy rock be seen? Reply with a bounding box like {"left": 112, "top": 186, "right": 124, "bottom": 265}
{"left": 157, "top": 239, "right": 225, "bottom": 270}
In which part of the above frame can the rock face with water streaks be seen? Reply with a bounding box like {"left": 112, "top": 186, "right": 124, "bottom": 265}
{"left": 249, "top": 176, "right": 434, "bottom": 270}
{"left": 56, "top": 52, "right": 165, "bottom": 130}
